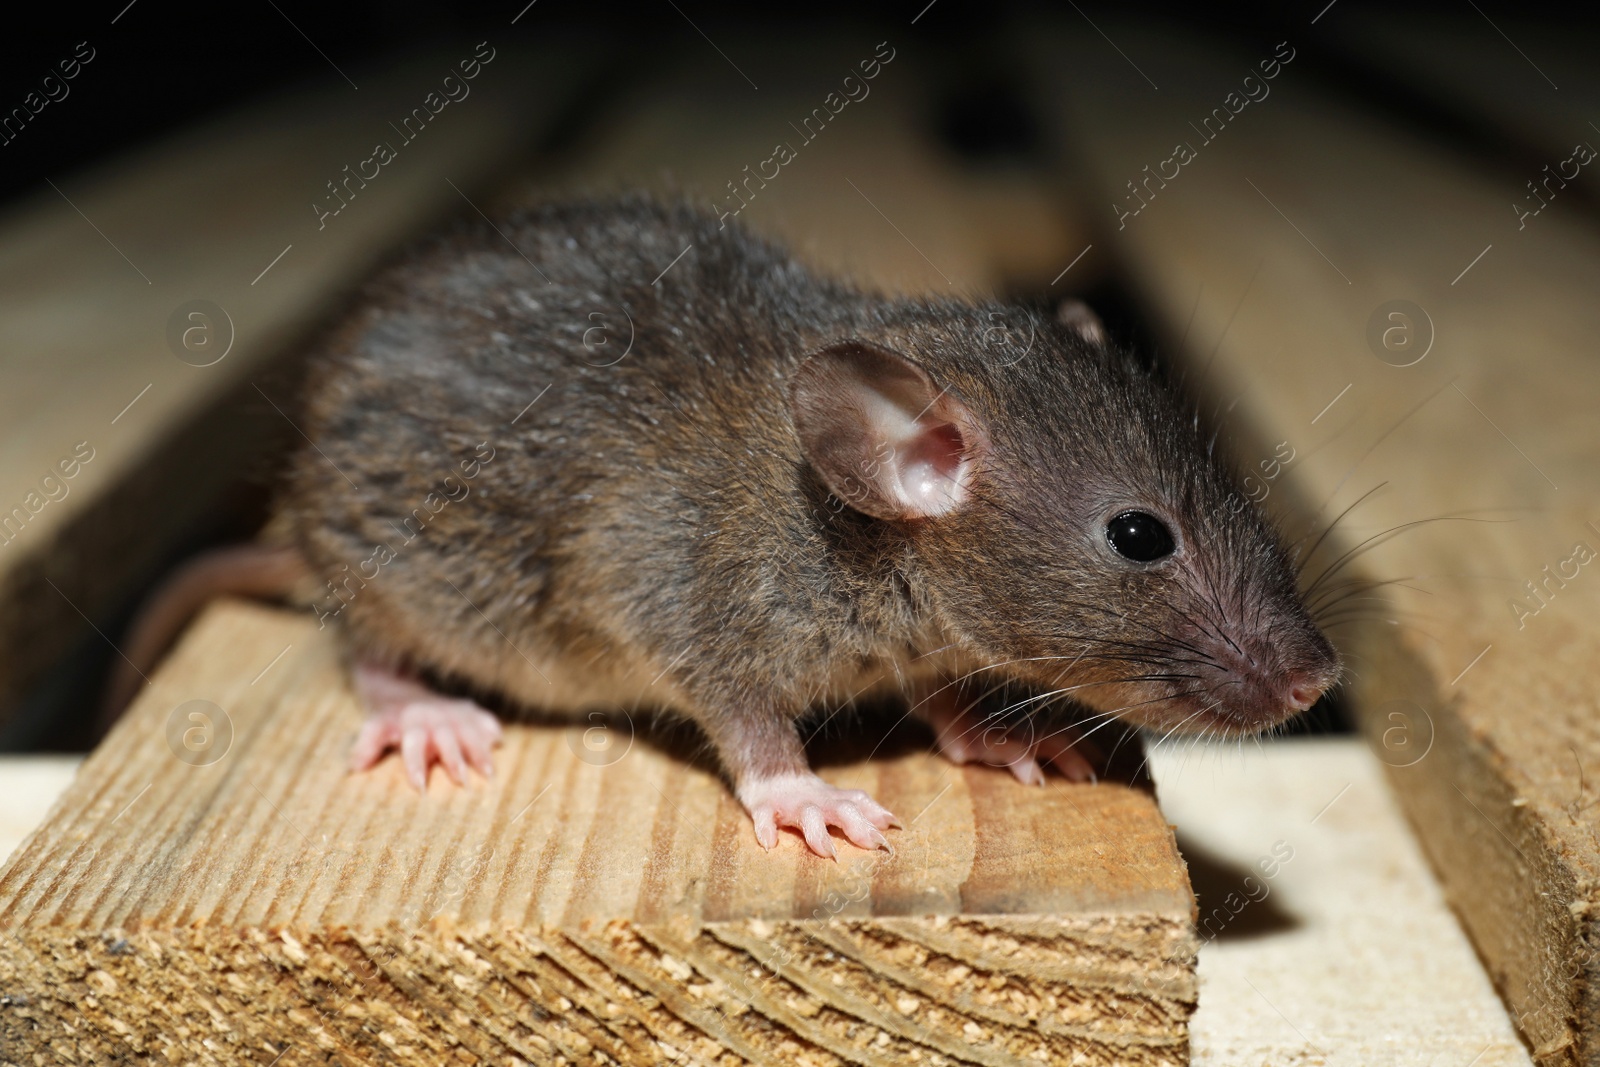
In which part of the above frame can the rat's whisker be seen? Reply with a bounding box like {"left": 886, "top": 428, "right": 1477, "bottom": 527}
{"left": 939, "top": 673, "right": 1192, "bottom": 751}
{"left": 1303, "top": 514, "right": 1513, "bottom": 599}
{"left": 1305, "top": 575, "right": 1430, "bottom": 615}
{"left": 1292, "top": 480, "right": 1390, "bottom": 575}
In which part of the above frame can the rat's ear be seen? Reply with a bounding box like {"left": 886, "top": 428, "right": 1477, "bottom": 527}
{"left": 788, "top": 341, "right": 990, "bottom": 521}
{"left": 1057, "top": 299, "right": 1107, "bottom": 346}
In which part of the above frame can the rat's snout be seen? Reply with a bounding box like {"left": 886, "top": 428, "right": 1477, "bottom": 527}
{"left": 1252, "top": 640, "right": 1340, "bottom": 726}
{"left": 1285, "top": 672, "right": 1328, "bottom": 712}
{"left": 1194, "top": 629, "right": 1340, "bottom": 734}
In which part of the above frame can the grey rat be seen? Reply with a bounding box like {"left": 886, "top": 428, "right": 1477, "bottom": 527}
{"left": 118, "top": 194, "right": 1340, "bottom": 858}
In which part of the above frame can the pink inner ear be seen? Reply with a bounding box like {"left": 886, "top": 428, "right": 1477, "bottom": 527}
{"left": 789, "top": 340, "right": 990, "bottom": 522}
{"left": 894, "top": 420, "right": 969, "bottom": 515}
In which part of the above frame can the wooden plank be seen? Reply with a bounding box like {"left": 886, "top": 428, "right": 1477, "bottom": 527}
{"left": 0, "top": 43, "right": 591, "bottom": 733}
{"left": 1025, "top": 22, "right": 1600, "bottom": 1065}
{"left": 0, "top": 740, "right": 1544, "bottom": 1065}
{"left": 0, "top": 601, "right": 1197, "bottom": 1066}
{"left": 1152, "top": 738, "right": 1532, "bottom": 1067}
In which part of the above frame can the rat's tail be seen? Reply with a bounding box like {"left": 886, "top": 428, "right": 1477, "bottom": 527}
{"left": 101, "top": 543, "right": 310, "bottom": 728}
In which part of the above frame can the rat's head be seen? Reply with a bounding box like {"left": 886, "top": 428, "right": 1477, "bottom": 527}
{"left": 787, "top": 306, "right": 1340, "bottom": 738}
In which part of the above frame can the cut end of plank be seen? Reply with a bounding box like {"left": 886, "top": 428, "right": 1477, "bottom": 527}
{"left": 0, "top": 601, "right": 1197, "bottom": 1064}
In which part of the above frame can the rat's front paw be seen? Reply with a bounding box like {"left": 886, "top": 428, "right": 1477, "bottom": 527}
{"left": 924, "top": 692, "right": 1101, "bottom": 785}
{"left": 350, "top": 664, "right": 504, "bottom": 790}
{"left": 738, "top": 773, "right": 900, "bottom": 859}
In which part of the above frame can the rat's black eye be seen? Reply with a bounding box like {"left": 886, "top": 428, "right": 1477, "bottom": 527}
{"left": 1106, "top": 510, "right": 1176, "bottom": 562}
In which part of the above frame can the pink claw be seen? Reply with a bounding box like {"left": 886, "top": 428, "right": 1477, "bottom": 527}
{"left": 924, "top": 692, "right": 1101, "bottom": 785}
{"left": 350, "top": 663, "right": 504, "bottom": 790}
{"left": 1034, "top": 731, "right": 1100, "bottom": 783}
{"left": 739, "top": 773, "right": 900, "bottom": 858}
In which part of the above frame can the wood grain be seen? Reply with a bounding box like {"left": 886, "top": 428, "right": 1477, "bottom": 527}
{"left": 1026, "top": 22, "right": 1600, "bottom": 1066}
{"left": 0, "top": 602, "right": 1197, "bottom": 1065}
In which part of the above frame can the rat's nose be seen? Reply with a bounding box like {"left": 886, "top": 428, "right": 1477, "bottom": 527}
{"left": 1284, "top": 673, "right": 1325, "bottom": 712}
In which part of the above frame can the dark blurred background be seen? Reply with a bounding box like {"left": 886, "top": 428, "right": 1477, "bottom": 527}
{"left": 5, "top": 0, "right": 1598, "bottom": 210}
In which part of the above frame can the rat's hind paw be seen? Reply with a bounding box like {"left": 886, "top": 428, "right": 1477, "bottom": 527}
{"left": 349, "top": 664, "right": 504, "bottom": 790}
{"left": 924, "top": 692, "right": 1101, "bottom": 785}
{"left": 738, "top": 773, "right": 900, "bottom": 859}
